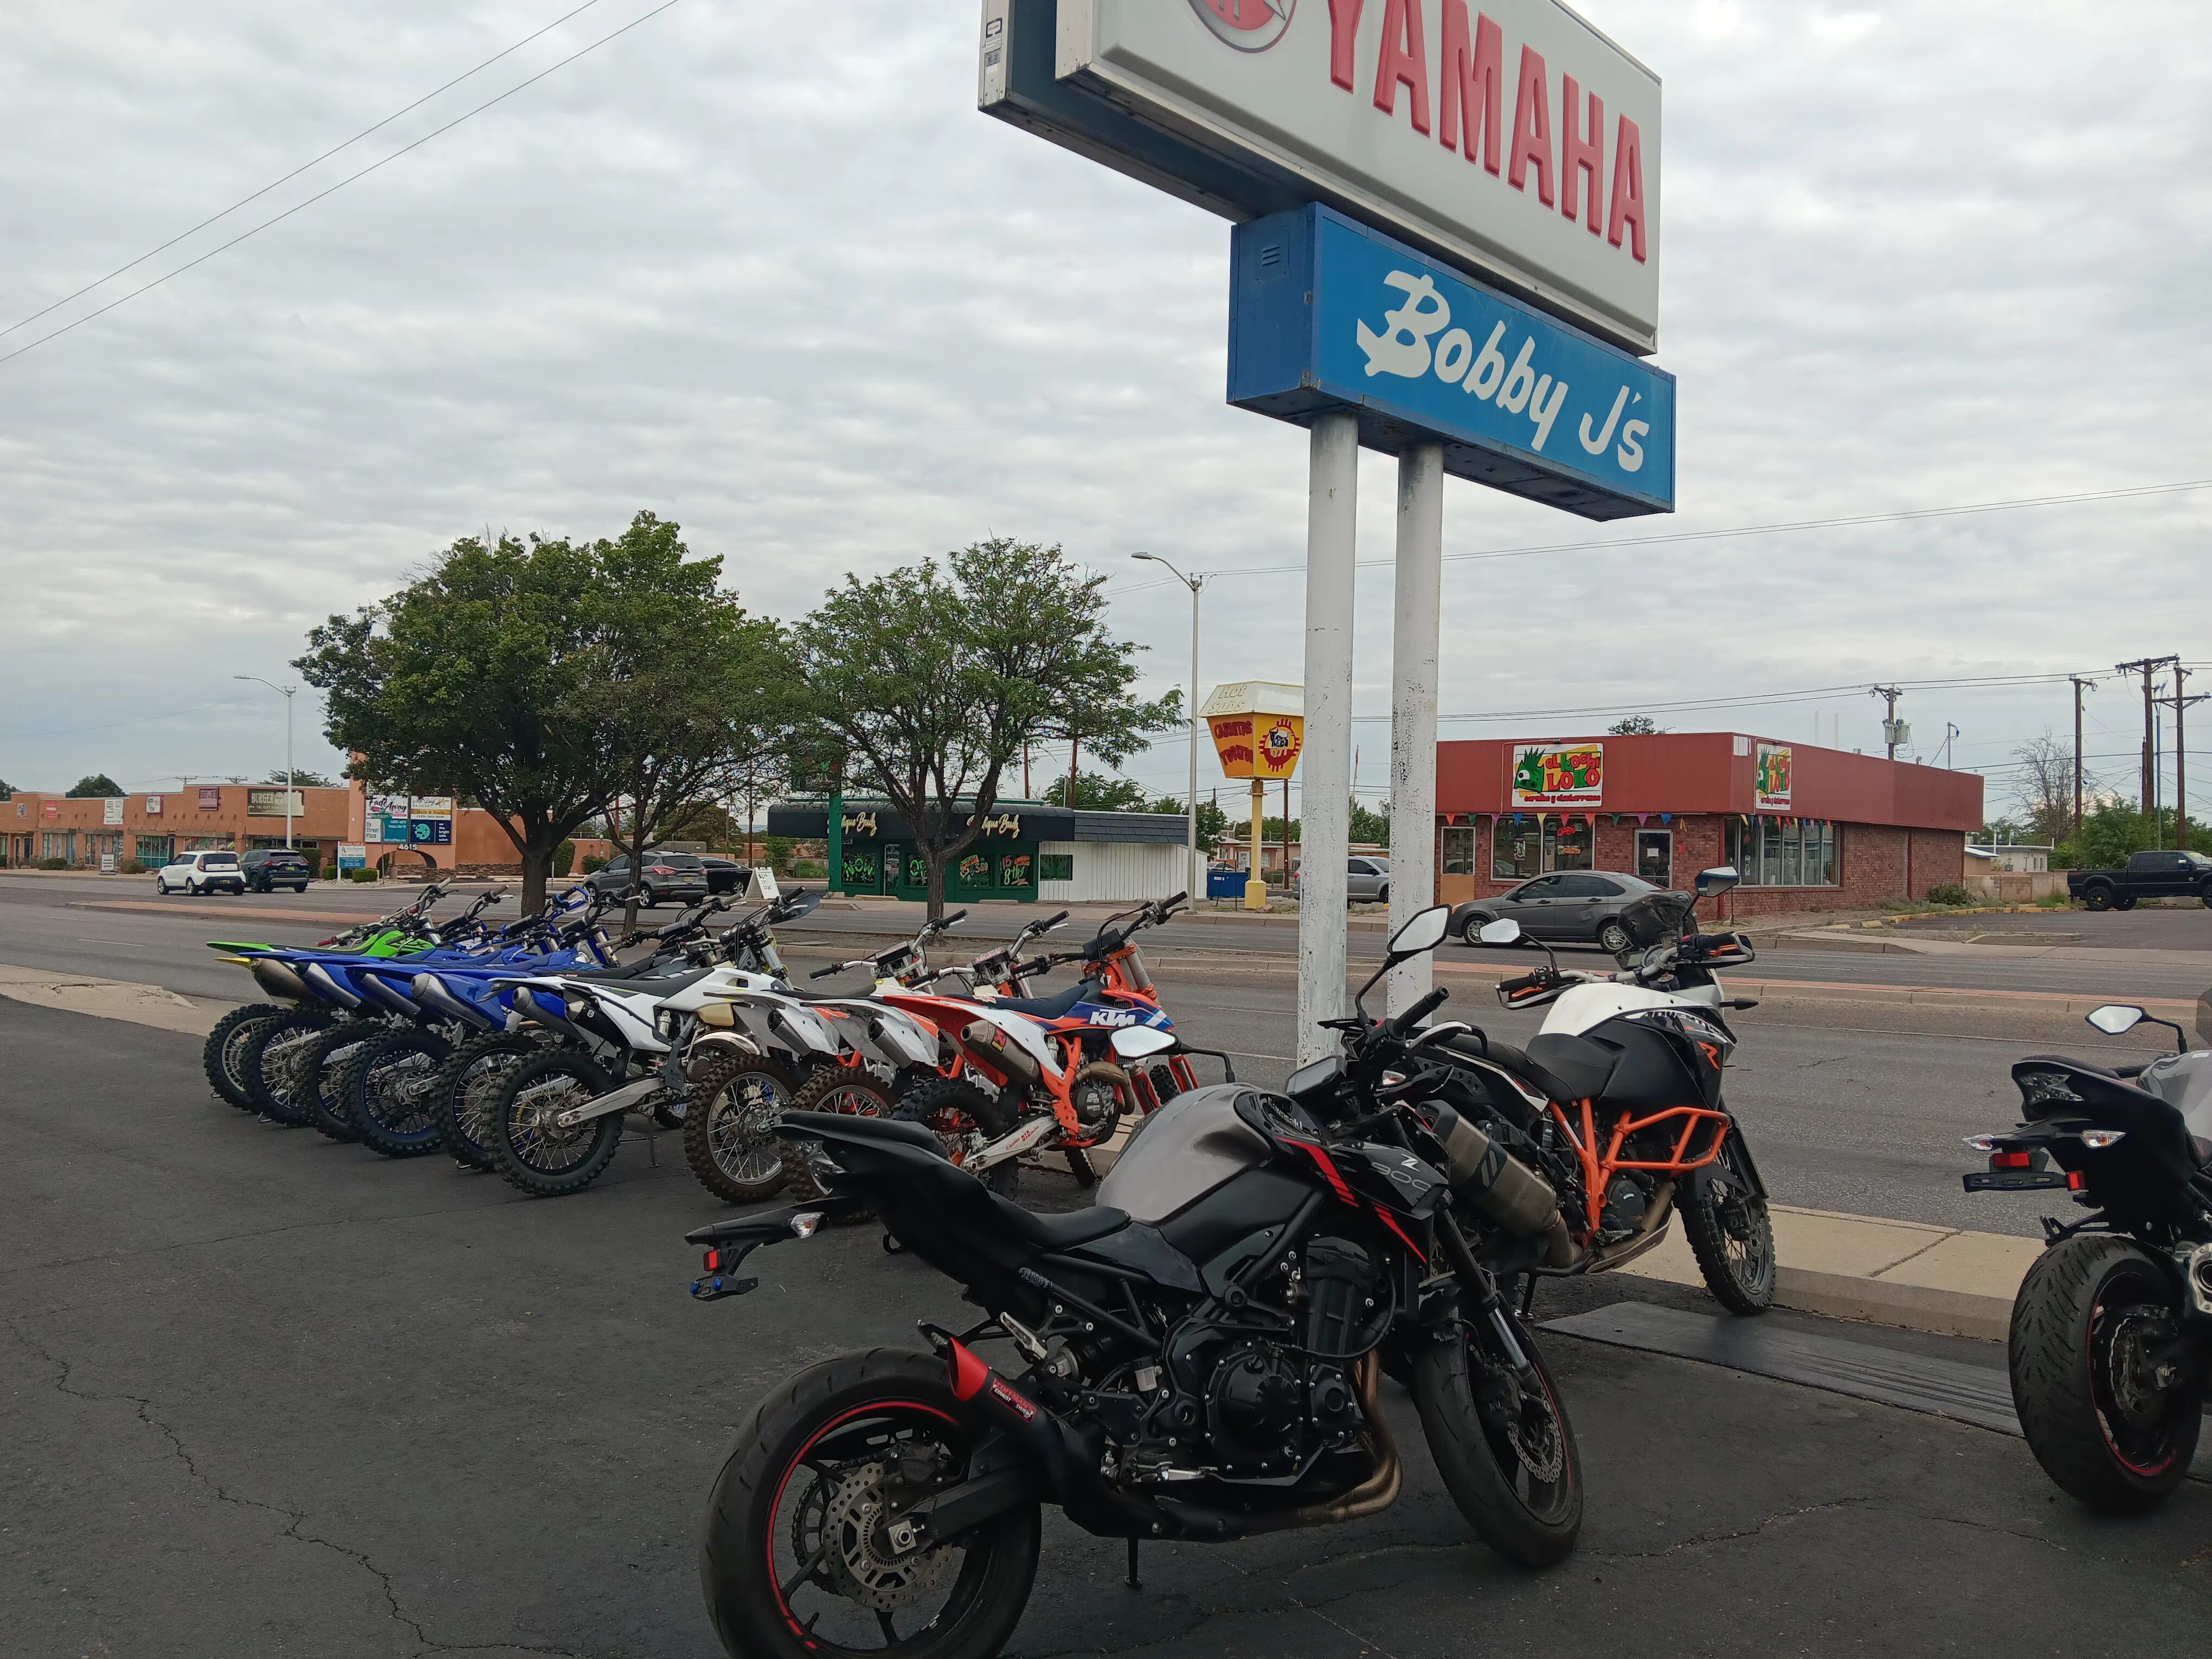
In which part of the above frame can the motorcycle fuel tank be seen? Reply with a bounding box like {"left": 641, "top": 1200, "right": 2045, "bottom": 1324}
{"left": 1095, "top": 1083, "right": 1273, "bottom": 1224}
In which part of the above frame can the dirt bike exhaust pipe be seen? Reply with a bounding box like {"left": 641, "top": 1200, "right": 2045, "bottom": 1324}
{"left": 1430, "top": 1105, "right": 1575, "bottom": 1266}
{"left": 247, "top": 957, "right": 308, "bottom": 1002}
{"left": 962, "top": 1021, "right": 1041, "bottom": 1084}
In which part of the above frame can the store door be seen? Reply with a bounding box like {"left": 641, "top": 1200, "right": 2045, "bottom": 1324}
{"left": 1635, "top": 831, "right": 1673, "bottom": 886}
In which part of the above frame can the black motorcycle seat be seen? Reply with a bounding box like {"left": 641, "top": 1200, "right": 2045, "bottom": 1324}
{"left": 987, "top": 1199, "right": 1132, "bottom": 1251}
{"left": 1521, "top": 1033, "right": 1618, "bottom": 1103}
{"left": 961, "top": 981, "right": 1094, "bottom": 1020}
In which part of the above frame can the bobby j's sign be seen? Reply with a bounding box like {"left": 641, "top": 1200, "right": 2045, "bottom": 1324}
{"left": 1230, "top": 204, "right": 1673, "bottom": 517}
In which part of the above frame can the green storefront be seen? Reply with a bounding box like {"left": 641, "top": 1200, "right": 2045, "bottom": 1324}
{"left": 780, "top": 805, "right": 1047, "bottom": 904}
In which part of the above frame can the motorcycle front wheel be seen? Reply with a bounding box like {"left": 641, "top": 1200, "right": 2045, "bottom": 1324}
{"left": 684, "top": 1053, "right": 802, "bottom": 1204}
{"left": 488, "top": 1051, "right": 623, "bottom": 1197}
{"left": 2009, "top": 1234, "right": 2204, "bottom": 1513}
{"left": 203, "top": 1004, "right": 286, "bottom": 1108}
{"left": 1412, "top": 1311, "right": 1582, "bottom": 1566}
{"left": 1679, "top": 1127, "right": 1776, "bottom": 1314}
{"left": 700, "top": 1349, "right": 1040, "bottom": 1659}
{"left": 339, "top": 1030, "right": 454, "bottom": 1158}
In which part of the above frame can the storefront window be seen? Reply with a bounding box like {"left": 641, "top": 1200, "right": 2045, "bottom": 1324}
{"left": 1441, "top": 825, "right": 1476, "bottom": 877}
{"left": 955, "top": 853, "right": 994, "bottom": 890}
{"left": 999, "top": 853, "right": 1032, "bottom": 890}
{"left": 1492, "top": 818, "right": 1540, "bottom": 880}
{"left": 1634, "top": 830, "right": 1672, "bottom": 886}
{"left": 1547, "top": 815, "right": 1592, "bottom": 872}
{"left": 1038, "top": 853, "right": 1073, "bottom": 883}
{"left": 1727, "top": 819, "right": 1838, "bottom": 886}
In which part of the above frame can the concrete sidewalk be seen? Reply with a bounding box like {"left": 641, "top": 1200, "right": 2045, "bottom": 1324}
{"left": 1622, "top": 1204, "right": 2040, "bottom": 1341}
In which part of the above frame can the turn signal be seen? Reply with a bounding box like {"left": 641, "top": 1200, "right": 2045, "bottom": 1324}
{"left": 790, "top": 1212, "right": 824, "bottom": 1239}
{"left": 2079, "top": 1129, "right": 2126, "bottom": 1150}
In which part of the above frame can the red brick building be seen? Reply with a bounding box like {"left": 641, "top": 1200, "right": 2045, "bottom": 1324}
{"left": 4, "top": 786, "right": 352, "bottom": 870}
{"left": 1433, "top": 732, "right": 1982, "bottom": 916}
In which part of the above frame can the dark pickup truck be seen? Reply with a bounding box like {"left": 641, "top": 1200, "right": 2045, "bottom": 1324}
{"left": 2067, "top": 848, "right": 2212, "bottom": 911}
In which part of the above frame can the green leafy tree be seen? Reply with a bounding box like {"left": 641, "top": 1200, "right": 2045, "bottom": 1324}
{"left": 791, "top": 538, "right": 1180, "bottom": 918}
{"left": 1144, "top": 792, "right": 1226, "bottom": 853}
{"left": 1044, "top": 770, "right": 1154, "bottom": 812}
{"left": 2056, "top": 800, "right": 2212, "bottom": 869}
{"left": 575, "top": 513, "right": 795, "bottom": 930}
{"left": 262, "top": 768, "right": 336, "bottom": 788}
{"left": 1349, "top": 799, "right": 1391, "bottom": 847}
{"left": 1607, "top": 715, "right": 1664, "bottom": 736}
{"left": 297, "top": 531, "right": 622, "bottom": 914}
{"left": 66, "top": 773, "right": 122, "bottom": 798}
{"left": 0, "top": 777, "right": 11, "bottom": 800}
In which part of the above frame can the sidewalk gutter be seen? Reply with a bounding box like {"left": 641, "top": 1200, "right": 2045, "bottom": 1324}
{"left": 1621, "top": 1203, "right": 2041, "bottom": 1342}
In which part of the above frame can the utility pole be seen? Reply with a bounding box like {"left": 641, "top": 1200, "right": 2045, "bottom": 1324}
{"left": 1868, "top": 685, "right": 1902, "bottom": 761}
{"left": 1940, "top": 723, "right": 1960, "bottom": 768}
{"left": 2158, "top": 668, "right": 2207, "bottom": 852}
{"left": 1130, "top": 552, "right": 1206, "bottom": 901}
{"left": 2117, "top": 657, "right": 2177, "bottom": 825}
{"left": 2069, "top": 675, "right": 2096, "bottom": 838}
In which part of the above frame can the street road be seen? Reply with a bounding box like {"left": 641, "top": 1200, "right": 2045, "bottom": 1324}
{"left": 7, "top": 873, "right": 2210, "bottom": 1002}
{"left": 5, "top": 997, "right": 2204, "bottom": 1659}
{"left": 0, "top": 873, "right": 2190, "bottom": 1236}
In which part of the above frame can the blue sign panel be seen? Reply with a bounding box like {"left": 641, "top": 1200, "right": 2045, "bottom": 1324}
{"left": 1228, "top": 205, "right": 1675, "bottom": 520}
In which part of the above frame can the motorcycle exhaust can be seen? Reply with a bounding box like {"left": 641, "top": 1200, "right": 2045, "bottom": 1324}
{"left": 962, "top": 1020, "right": 1042, "bottom": 1084}
{"left": 1430, "top": 1105, "right": 1574, "bottom": 1264}
{"left": 248, "top": 957, "right": 309, "bottom": 1002}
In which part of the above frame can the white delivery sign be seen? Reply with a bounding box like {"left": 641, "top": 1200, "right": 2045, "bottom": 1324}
{"left": 1006, "top": 0, "right": 1661, "bottom": 351}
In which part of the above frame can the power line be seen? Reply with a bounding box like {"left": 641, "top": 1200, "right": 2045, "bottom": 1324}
{"left": 0, "top": 0, "right": 613, "bottom": 344}
{"left": 1110, "top": 477, "right": 2212, "bottom": 596}
{"left": 0, "top": 0, "right": 683, "bottom": 370}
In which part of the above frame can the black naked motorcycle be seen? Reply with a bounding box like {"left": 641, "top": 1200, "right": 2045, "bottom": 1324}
{"left": 1963, "top": 1000, "right": 2212, "bottom": 1512}
{"left": 682, "top": 906, "right": 1581, "bottom": 1659}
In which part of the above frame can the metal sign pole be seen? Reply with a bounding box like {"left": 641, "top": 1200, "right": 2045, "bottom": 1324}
{"left": 1297, "top": 410, "right": 1359, "bottom": 1064}
{"left": 1387, "top": 443, "right": 1443, "bottom": 1017}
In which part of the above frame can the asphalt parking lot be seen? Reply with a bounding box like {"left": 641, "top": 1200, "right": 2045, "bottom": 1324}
{"left": 7, "top": 996, "right": 2207, "bottom": 1659}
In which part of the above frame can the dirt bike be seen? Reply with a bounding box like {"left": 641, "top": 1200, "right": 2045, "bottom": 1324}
{"left": 682, "top": 905, "right": 1580, "bottom": 1659}
{"left": 1962, "top": 999, "right": 2212, "bottom": 1512}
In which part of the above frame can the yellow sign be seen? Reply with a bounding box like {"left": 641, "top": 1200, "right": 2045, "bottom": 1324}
{"left": 1209, "top": 712, "right": 1304, "bottom": 780}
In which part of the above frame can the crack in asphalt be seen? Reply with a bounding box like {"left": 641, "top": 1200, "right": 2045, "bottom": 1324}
{"left": 8, "top": 1317, "right": 588, "bottom": 1659}
{"left": 1586, "top": 1495, "right": 1881, "bottom": 1559}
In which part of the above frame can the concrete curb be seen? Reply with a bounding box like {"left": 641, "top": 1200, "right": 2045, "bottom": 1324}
{"left": 0, "top": 963, "right": 223, "bottom": 1036}
{"left": 1621, "top": 1203, "right": 2038, "bottom": 1341}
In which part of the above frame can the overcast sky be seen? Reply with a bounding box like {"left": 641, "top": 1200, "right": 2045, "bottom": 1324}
{"left": 3, "top": 1, "right": 2208, "bottom": 821}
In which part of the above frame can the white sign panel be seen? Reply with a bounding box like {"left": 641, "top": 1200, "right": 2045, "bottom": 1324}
{"left": 102, "top": 797, "right": 124, "bottom": 826}
{"left": 987, "top": 0, "right": 1661, "bottom": 351}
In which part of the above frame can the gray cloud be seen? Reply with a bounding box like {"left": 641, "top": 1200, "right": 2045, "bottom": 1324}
{"left": 2, "top": 1, "right": 2207, "bottom": 817}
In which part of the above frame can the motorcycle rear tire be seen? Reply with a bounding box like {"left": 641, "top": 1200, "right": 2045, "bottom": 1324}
{"left": 683, "top": 1053, "right": 802, "bottom": 1205}
{"left": 699, "top": 1348, "right": 1040, "bottom": 1659}
{"left": 433, "top": 1032, "right": 543, "bottom": 1171}
{"left": 243, "top": 1008, "right": 336, "bottom": 1124}
{"left": 2009, "top": 1234, "right": 2203, "bottom": 1513}
{"left": 1678, "top": 1130, "right": 1776, "bottom": 1315}
{"left": 1412, "top": 1314, "right": 1583, "bottom": 1567}
{"left": 297, "top": 1023, "right": 380, "bottom": 1142}
{"left": 488, "top": 1051, "right": 623, "bottom": 1197}
{"left": 896, "top": 1075, "right": 1018, "bottom": 1197}
{"left": 203, "top": 1003, "right": 286, "bottom": 1107}
{"left": 781, "top": 1067, "right": 897, "bottom": 1217}
{"left": 338, "top": 1030, "right": 454, "bottom": 1158}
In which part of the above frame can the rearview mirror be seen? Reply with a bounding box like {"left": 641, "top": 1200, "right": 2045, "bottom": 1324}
{"left": 1694, "top": 866, "right": 1740, "bottom": 897}
{"left": 2086, "top": 1004, "right": 2146, "bottom": 1035}
{"left": 1110, "top": 1025, "right": 1175, "bottom": 1060}
{"left": 1476, "top": 918, "right": 1522, "bottom": 946}
{"left": 1387, "top": 905, "right": 1451, "bottom": 957}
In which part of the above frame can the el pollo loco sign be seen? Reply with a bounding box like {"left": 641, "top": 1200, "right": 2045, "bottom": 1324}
{"left": 995, "top": 0, "right": 1662, "bottom": 351}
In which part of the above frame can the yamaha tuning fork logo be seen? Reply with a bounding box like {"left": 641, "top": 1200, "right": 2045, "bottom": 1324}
{"left": 1189, "top": 0, "right": 1294, "bottom": 52}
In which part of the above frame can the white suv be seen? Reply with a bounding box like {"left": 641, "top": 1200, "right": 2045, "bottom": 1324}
{"left": 156, "top": 850, "right": 246, "bottom": 895}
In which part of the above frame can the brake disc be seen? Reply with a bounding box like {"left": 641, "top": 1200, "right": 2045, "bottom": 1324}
{"left": 819, "top": 1464, "right": 956, "bottom": 1611}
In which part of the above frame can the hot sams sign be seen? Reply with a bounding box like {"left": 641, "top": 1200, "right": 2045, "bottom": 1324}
{"left": 981, "top": 0, "right": 1661, "bottom": 352}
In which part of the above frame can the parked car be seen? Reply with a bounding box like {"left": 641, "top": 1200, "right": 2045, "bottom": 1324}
{"left": 1449, "top": 870, "right": 1661, "bottom": 953}
{"left": 583, "top": 851, "right": 711, "bottom": 906}
{"left": 696, "top": 854, "right": 749, "bottom": 896}
{"left": 155, "top": 850, "right": 246, "bottom": 896}
{"left": 2067, "top": 848, "right": 2212, "bottom": 911}
{"left": 1346, "top": 856, "right": 1391, "bottom": 904}
{"left": 239, "top": 847, "right": 312, "bottom": 893}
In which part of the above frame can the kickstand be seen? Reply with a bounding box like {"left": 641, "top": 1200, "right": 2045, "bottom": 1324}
{"left": 1126, "top": 1537, "right": 1141, "bottom": 1590}
{"left": 1517, "top": 1274, "right": 1536, "bottom": 1320}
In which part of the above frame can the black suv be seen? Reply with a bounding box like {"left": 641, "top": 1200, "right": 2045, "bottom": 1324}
{"left": 240, "top": 848, "right": 313, "bottom": 893}
{"left": 585, "top": 851, "right": 711, "bottom": 906}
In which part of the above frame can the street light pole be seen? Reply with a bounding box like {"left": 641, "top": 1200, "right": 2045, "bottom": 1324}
{"left": 1132, "top": 553, "right": 1205, "bottom": 899}
{"left": 234, "top": 674, "right": 298, "bottom": 849}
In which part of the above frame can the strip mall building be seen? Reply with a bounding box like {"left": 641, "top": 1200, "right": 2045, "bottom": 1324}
{"left": 1435, "top": 734, "right": 1982, "bottom": 916}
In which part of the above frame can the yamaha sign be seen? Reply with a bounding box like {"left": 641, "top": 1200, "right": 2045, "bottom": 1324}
{"left": 981, "top": 0, "right": 1662, "bottom": 353}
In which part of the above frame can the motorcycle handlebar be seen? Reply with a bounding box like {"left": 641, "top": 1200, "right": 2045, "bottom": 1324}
{"left": 1387, "top": 986, "right": 1450, "bottom": 1036}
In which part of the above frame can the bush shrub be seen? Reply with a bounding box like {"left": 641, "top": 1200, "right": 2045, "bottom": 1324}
{"left": 555, "top": 839, "right": 577, "bottom": 877}
{"left": 1925, "top": 882, "right": 1975, "bottom": 907}
{"left": 581, "top": 855, "right": 607, "bottom": 874}
{"left": 118, "top": 858, "right": 144, "bottom": 875}
{"left": 38, "top": 856, "right": 68, "bottom": 870}
{"left": 321, "top": 864, "right": 339, "bottom": 880}
{"left": 764, "top": 835, "right": 795, "bottom": 872}
{"left": 791, "top": 858, "right": 825, "bottom": 879}
{"left": 348, "top": 867, "right": 380, "bottom": 883}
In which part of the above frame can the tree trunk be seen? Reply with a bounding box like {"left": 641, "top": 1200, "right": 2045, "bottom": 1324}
{"left": 922, "top": 846, "right": 947, "bottom": 922}
{"left": 518, "top": 839, "right": 553, "bottom": 917}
